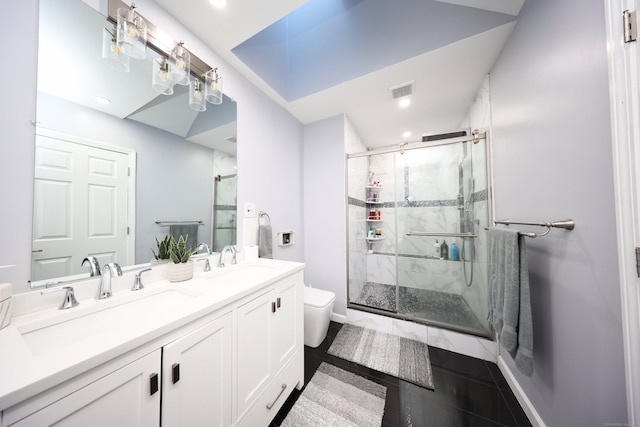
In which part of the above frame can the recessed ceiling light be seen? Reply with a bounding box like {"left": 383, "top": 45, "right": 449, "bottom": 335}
{"left": 402, "top": 131, "right": 411, "bottom": 138}
{"left": 398, "top": 98, "right": 411, "bottom": 108}
{"left": 95, "top": 96, "right": 111, "bottom": 105}
{"left": 210, "top": 0, "right": 227, "bottom": 8}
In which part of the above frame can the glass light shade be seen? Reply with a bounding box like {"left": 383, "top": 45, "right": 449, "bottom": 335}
{"left": 205, "top": 69, "right": 223, "bottom": 105}
{"left": 116, "top": 6, "right": 147, "bottom": 60}
{"left": 102, "top": 28, "right": 130, "bottom": 72}
{"left": 152, "top": 58, "right": 174, "bottom": 95}
{"left": 189, "top": 79, "right": 206, "bottom": 112}
{"left": 170, "top": 44, "right": 190, "bottom": 86}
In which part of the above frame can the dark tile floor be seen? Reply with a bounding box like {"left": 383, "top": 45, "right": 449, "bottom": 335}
{"left": 270, "top": 322, "right": 532, "bottom": 427}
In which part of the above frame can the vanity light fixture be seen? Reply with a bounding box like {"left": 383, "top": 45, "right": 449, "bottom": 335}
{"left": 116, "top": 3, "right": 147, "bottom": 60}
{"left": 189, "top": 79, "right": 206, "bottom": 111}
{"left": 205, "top": 68, "right": 223, "bottom": 105}
{"left": 152, "top": 57, "right": 174, "bottom": 95}
{"left": 170, "top": 42, "right": 190, "bottom": 86}
{"left": 102, "top": 27, "right": 130, "bottom": 72}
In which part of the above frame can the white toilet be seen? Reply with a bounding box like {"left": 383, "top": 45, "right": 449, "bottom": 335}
{"left": 303, "top": 286, "right": 336, "bottom": 348}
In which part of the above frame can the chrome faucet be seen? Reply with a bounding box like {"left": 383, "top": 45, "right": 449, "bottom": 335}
{"left": 131, "top": 268, "right": 151, "bottom": 291}
{"left": 199, "top": 242, "right": 212, "bottom": 255}
{"left": 81, "top": 256, "right": 101, "bottom": 276}
{"left": 97, "top": 262, "right": 122, "bottom": 299}
{"left": 41, "top": 286, "right": 79, "bottom": 310}
{"left": 218, "top": 245, "right": 237, "bottom": 268}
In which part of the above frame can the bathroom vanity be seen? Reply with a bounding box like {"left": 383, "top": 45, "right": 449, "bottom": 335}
{"left": 0, "top": 258, "right": 304, "bottom": 426}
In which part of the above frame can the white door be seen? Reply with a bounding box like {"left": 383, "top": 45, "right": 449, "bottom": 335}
{"left": 605, "top": 1, "right": 640, "bottom": 424}
{"left": 31, "top": 134, "right": 130, "bottom": 281}
{"left": 162, "top": 312, "right": 233, "bottom": 427}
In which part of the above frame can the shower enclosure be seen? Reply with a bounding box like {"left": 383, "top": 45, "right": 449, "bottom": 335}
{"left": 213, "top": 174, "right": 237, "bottom": 252}
{"left": 347, "top": 131, "right": 492, "bottom": 337}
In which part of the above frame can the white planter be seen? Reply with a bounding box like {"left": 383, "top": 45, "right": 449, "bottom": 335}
{"left": 167, "top": 260, "right": 194, "bottom": 282}
{"left": 150, "top": 258, "right": 169, "bottom": 266}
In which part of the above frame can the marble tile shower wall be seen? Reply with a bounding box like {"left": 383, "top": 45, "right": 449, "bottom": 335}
{"left": 457, "top": 75, "right": 491, "bottom": 327}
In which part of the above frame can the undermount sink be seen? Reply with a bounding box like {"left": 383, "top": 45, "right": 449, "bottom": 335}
{"left": 19, "top": 290, "right": 195, "bottom": 356}
{"left": 181, "top": 263, "right": 276, "bottom": 292}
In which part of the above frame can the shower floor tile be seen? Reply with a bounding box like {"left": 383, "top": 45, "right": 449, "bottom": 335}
{"left": 352, "top": 283, "right": 487, "bottom": 333}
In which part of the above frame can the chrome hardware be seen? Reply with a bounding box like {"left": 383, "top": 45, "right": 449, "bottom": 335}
{"left": 41, "top": 286, "right": 79, "bottom": 310}
{"left": 97, "top": 262, "right": 122, "bottom": 300}
{"left": 81, "top": 256, "right": 101, "bottom": 276}
{"left": 266, "top": 384, "right": 287, "bottom": 410}
{"left": 199, "top": 242, "right": 212, "bottom": 255}
{"left": 407, "top": 231, "right": 477, "bottom": 238}
{"left": 624, "top": 10, "right": 637, "bottom": 43}
{"left": 198, "top": 258, "right": 211, "bottom": 272}
{"left": 218, "top": 245, "right": 237, "bottom": 268}
{"left": 132, "top": 268, "right": 151, "bottom": 291}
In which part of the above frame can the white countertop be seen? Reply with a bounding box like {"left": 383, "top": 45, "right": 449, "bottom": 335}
{"left": 0, "top": 257, "right": 304, "bottom": 411}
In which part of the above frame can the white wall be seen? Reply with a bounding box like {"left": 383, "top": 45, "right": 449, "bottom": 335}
{"left": 303, "top": 115, "right": 347, "bottom": 314}
{"left": 490, "top": 0, "right": 627, "bottom": 424}
{"left": 0, "top": 0, "right": 305, "bottom": 293}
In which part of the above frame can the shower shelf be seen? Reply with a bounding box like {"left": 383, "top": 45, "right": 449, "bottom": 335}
{"left": 366, "top": 200, "right": 384, "bottom": 204}
{"left": 366, "top": 237, "right": 385, "bottom": 242}
{"left": 365, "top": 219, "right": 383, "bottom": 222}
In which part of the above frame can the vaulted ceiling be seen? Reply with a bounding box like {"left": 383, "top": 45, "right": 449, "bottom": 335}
{"left": 155, "top": 0, "right": 525, "bottom": 147}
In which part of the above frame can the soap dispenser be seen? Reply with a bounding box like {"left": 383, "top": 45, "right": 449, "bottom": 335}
{"left": 441, "top": 240, "right": 449, "bottom": 260}
{"left": 434, "top": 239, "right": 441, "bottom": 258}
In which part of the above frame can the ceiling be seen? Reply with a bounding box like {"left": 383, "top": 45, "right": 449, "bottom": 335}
{"left": 154, "top": 0, "right": 525, "bottom": 148}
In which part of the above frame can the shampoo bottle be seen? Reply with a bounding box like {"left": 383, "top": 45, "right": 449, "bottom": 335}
{"left": 450, "top": 242, "right": 459, "bottom": 261}
{"left": 441, "top": 240, "right": 449, "bottom": 260}
{"left": 434, "top": 240, "right": 441, "bottom": 258}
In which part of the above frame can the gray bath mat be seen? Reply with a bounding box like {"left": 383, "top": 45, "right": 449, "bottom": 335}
{"left": 282, "top": 362, "right": 386, "bottom": 427}
{"left": 327, "top": 324, "right": 434, "bottom": 390}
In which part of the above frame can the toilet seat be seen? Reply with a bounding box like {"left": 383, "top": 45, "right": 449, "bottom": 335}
{"left": 304, "top": 287, "right": 335, "bottom": 308}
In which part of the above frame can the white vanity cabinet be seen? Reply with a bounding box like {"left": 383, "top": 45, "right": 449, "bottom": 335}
{"left": 162, "top": 311, "right": 233, "bottom": 427}
{"left": 236, "top": 271, "right": 303, "bottom": 425}
{"left": 4, "top": 350, "right": 162, "bottom": 427}
{"left": 0, "top": 262, "right": 304, "bottom": 427}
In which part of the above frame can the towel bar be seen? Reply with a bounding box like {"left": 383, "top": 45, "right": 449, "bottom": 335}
{"left": 155, "top": 220, "right": 204, "bottom": 226}
{"left": 406, "top": 231, "right": 477, "bottom": 238}
{"left": 490, "top": 218, "right": 575, "bottom": 238}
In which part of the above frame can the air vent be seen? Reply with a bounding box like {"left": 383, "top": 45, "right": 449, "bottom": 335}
{"left": 389, "top": 81, "right": 414, "bottom": 99}
{"left": 225, "top": 136, "right": 237, "bottom": 143}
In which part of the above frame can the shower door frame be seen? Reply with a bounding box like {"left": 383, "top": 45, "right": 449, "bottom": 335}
{"left": 345, "top": 130, "right": 495, "bottom": 338}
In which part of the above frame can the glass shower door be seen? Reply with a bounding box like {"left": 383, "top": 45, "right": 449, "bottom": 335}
{"left": 213, "top": 174, "right": 237, "bottom": 252}
{"left": 394, "top": 140, "right": 490, "bottom": 335}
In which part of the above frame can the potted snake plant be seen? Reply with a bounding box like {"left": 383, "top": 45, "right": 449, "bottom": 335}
{"left": 166, "top": 235, "right": 202, "bottom": 282}
{"left": 151, "top": 235, "right": 172, "bottom": 265}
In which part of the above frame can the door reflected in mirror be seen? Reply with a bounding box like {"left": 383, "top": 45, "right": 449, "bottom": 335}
{"left": 31, "top": 0, "right": 237, "bottom": 288}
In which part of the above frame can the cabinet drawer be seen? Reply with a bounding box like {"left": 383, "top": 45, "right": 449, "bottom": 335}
{"left": 235, "top": 352, "right": 303, "bottom": 427}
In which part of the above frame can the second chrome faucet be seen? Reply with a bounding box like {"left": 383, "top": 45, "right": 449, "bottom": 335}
{"left": 97, "top": 263, "right": 122, "bottom": 300}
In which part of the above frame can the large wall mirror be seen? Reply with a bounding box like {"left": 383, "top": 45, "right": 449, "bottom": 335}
{"left": 31, "top": 0, "right": 238, "bottom": 287}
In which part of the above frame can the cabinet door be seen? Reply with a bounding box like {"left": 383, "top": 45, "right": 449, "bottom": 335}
{"left": 9, "top": 350, "right": 161, "bottom": 427}
{"left": 271, "top": 277, "right": 300, "bottom": 372}
{"left": 162, "top": 312, "right": 233, "bottom": 427}
{"left": 236, "top": 288, "right": 274, "bottom": 417}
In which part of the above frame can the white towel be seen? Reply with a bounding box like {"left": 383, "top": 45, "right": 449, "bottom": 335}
{"left": 258, "top": 223, "right": 273, "bottom": 259}
{"left": 488, "top": 227, "right": 533, "bottom": 377}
